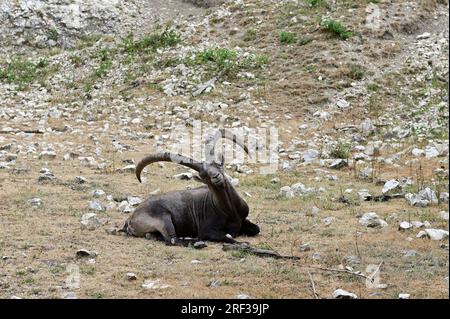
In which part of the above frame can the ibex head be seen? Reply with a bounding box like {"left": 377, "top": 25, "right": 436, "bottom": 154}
{"left": 135, "top": 129, "right": 248, "bottom": 189}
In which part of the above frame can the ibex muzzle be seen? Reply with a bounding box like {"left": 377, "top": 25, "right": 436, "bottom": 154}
{"left": 122, "top": 129, "right": 260, "bottom": 245}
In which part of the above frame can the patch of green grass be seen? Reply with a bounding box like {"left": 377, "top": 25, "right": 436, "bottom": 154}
{"left": 75, "top": 34, "right": 102, "bottom": 50}
{"left": 0, "top": 56, "right": 50, "bottom": 88}
{"left": 194, "top": 47, "right": 238, "bottom": 70}
{"left": 329, "top": 141, "right": 352, "bottom": 159}
{"left": 307, "top": 0, "right": 326, "bottom": 7}
{"left": 16, "top": 270, "right": 27, "bottom": 276}
{"left": 121, "top": 27, "right": 180, "bottom": 55}
{"left": 320, "top": 18, "right": 354, "bottom": 40}
{"left": 280, "top": 31, "right": 297, "bottom": 44}
{"left": 47, "top": 28, "right": 59, "bottom": 42}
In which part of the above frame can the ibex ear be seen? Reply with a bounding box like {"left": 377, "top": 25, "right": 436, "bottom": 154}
{"left": 193, "top": 175, "right": 207, "bottom": 184}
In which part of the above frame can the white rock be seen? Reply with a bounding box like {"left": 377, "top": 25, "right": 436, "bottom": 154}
{"left": 332, "top": 289, "right": 357, "bottom": 299}
{"left": 439, "top": 211, "right": 449, "bottom": 221}
{"left": 91, "top": 189, "right": 106, "bottom": 197}
{"left": 127, "top": 196, "right": 142, "bottom": 206}
{"left": 280, "top": 186, "right": 294, "bottom": 198}
{"left": 306, "top": 206, "right": 321, "bottom": 217}
{"left": 89, "top": 201, "right": 105, "bottom": 212}
{"left": 39, "top": 151, "right": 56, "bottom": 160}
{"left": 382, "top": 180, "right": 400, "bottom": 194}
{"left": 359, "top": 212, "right": 388, "bottom": 228}
{"left": 237, "top": 294, "right": 251, "bottom": 299}
{"left": 419, "top": 229, "right": 449, "bottom": 241}
{"left": 336, "top": 99, "right": 350, "bottom": 109}
{"left": 424, "top": 146, "right": 439, "bottom": 158}
{"left": 142, "top": 280, "right": 171, "bottom": 290}
{"left": 27, "top": 198, "right": 42, "bottom": 207}
{"left": 399, "top": 221, "right": 412, "bottom": 230}
{"left": 303, "top": 149, "right": 320, "bottom": 163}
{"left": 80, "top": 213, "right": 102, "bottom": 230}
{"left": 417, "top": 32, "right": 431, "bottom": 39}
{"left": 118, "top": 201, "right": 133, "bottom": 213}
{"left": 399, "top": 293, "right": 410, "bottom": 299}
{"left": 411, "top": 148, "right": 424, "bottom": 157}
{"left": 358, "top": 189, "right": 371, "bottom": 201}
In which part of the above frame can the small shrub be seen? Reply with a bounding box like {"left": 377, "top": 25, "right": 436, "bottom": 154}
{"left": 298, "top": 36, "right": 313, "bottom": 46}
{"left": 330, "top": 141, "right": 352, "bottom": 159}
{"left": 121, "top": 27, "right": 180, "bottom": 55}
{"left": 320, "top": 18, "right": 354, "bottom": 40}
{"left": 280, "top": 31, "right": 297, "bottom": 44}
{"left": 347, "top": 63, "right": 365, "bottom": 80}
{"left": 307, "top": 0, "right": 326, "bottom": 7}
{"left": 243, "top": 29, "right": 258, "bottom": 41}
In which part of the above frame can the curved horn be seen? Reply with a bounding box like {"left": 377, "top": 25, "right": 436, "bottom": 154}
{"left": 136, "top": 152, "right": 203, "bottom": 183}
{"left": 205, "top": 128, "right": 249, "bottom": 163}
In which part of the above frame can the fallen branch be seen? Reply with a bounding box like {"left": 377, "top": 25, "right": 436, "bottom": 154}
{"left": 307, "top": 266, "right": 372, "bottom": 282}
{"left": 222, "top": 243, "right": 300, "bottom": 260}
{"left": 307, "top": 271, "right": 320, "bottom": 299}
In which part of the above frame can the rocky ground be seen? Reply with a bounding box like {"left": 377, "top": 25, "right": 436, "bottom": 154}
{"left": 0, "top": 0, "right": 448, "bottom": 299}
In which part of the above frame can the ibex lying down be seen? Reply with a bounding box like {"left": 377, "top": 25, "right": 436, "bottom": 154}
{"left": 122, "top": 129, "right": 260, "bottom": 245}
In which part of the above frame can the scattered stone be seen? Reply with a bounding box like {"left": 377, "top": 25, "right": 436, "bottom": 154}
{"left": 399, "top": 293, "right": 410, "bottom": 299}
{"left": 89, "top": 200, "right": 105, "bottom": 212}
{"left": 142, "top": 280, "right": 171, "bottom": 290}
{"left": 402, "top": 250, "right": 417, "bottom": 258}
{"left": 322, "top": 217, "right": 334, "bottom": 226}
{"left": 358, "top": 189, "right": 372, "bottom": 201}
{"left": 27, "top": 198, "right": 42, "bottom": 207}
{"left": 39, "top": 151, "right": 57, "bottom": 160}
{"left": 80, "top": 213, "right": 103, "bottom": 230}
{"left": 359, "top": 212, "right": 388, "bottom": 228}
{"left": 91, "top": 189, "right": 106, "bottom": 197}
{"left": 332, "top": 289, "right": 357, "bottom": 299}
{"left": 417, "top": 32, "right": 431, "bottom": 39}
{"left": 382, "top": 180, "right": 401, "bottom": 194}
{"left": 38, "top": 169, "right": 56, "bottom": 182}
{"left": 193, "top": 241, "right": 207, "bottom": 249}
{"left": 62, "top": 292, "right": 77, "bottom": 299}
{"left": 127, "top": 196, "right": 142, "bottom": 206}
{"left": 417, "top": 229, "right": 449, "bottom": 241}
{"left": 270, "top": 177, "right": 280, "bottom": 184}
{"left": 279, "top": 186, "right": 294, "bottom": 199}
{"left": 208, "top": 280, "right": 221, "bottom": 288}
{"left": 118, "top": 201, "right": 133, "bottom": 213}
{"left": 126, "top": 273, "right": 137, "bottom": 281}
{"left": 74, "top": 176, "right": 87, "bottom": 184}
{"left": 306, "top": 206, "right": 321, "bottom": 217}
{"left": 329, "top": 159, "right": 348, "bottom": 169}
{"left": 299, "top": 243, "right": 311, "bottom": 252}
{"left": 237, "top": 294, "right": 251, "bottom": 299}
{"left": 191, "top": 259, "right": 202, "bottom": 264}
{"left": 117, "top": 164, "right": 136, "bottom": 173}
{"left": 439, "top": 211, "right": 449, "bottom": 221}
{"left": 302, "top": 149, "right": 320, "bottom": 163}
{"left": 399, "top": 221, "right": 412, "bottom": 231}
{"left": 76, "top": 249, "right": 96, "bottom": 258}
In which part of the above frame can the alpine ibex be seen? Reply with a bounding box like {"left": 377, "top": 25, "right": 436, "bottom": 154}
{"left": 122, "top": 129, "right": 260, "bottom": 245}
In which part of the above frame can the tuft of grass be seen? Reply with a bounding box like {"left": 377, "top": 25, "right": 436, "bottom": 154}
{"left": 243, "top": 29, "right": 258, "bottom": 42}
{"left": 307, "top": 0, "right": 326, "bottom": 7}
{"left": 330, "top": 141, "right": 352, "bottom": 159}
{"left": 347, "top": 63, "right": 365, "bottom": 80}
{"left": 280, "top": 31, "right": 297, "bottom": 44}
{"left": 47, "top": 28, "right": 59, "bottom": 42}
{"left": 193, "top": 47, "right": 238, "bottom": 70}
{"left": 320, "top": 18, "right": 354, "bottom": 40}
{"left": 120, "top": 27, "right": 180, "bottom": 55}
{"left": 298, "top": 36, "right": 313, "bottom": 46}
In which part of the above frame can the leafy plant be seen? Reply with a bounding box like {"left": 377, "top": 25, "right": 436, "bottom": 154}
{"left": 330, "top": 141, "right": 352, "bottom": 159}
{"left": 320, "top": 18, "right": 354, "bottom": 40}
{"left": 280, "top": 31, "right": 297, "bottom": 44}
